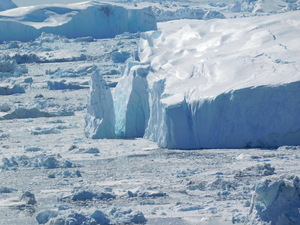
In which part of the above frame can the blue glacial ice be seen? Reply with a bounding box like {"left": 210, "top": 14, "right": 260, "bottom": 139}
{"left": 114, "top": 62, "right": 150, "bottom": 138}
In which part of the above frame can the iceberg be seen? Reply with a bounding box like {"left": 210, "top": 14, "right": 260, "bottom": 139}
{"left": 85, "top": 69, "right": 115, "bottom": 139}
{"left": 0, "top": 2, "right": 157, "bottom": 43}
{"left": 113, "top": 11, "right": 300, "bottom": 149}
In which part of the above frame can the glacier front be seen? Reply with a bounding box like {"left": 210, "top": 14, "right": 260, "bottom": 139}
{"left": 113, "top": 11, "right": 300, "bottom": 149}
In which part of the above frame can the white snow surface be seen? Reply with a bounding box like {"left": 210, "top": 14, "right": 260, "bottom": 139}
{"left": 0, "top": 1, "right": 157, "bottom": 42}
{"left": 113, "top": 11, "right": 300, "bottom": 149}
{"left": 0, "top": 0, "right": 17, "bottom": 11}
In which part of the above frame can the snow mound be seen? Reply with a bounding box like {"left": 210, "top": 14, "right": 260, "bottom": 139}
{"left": 0, "top": 0, "right": 17, "bottom": 12}
{"left": 0, "top": 58, "right": 27, "bottom": 78}
{"left": 112, "top": 11, "right": 300, "bottom": 149}
{"left": 247, "top": 175, "right": 300, "bottom": 225}
{"left": 0, "top": 2, "right": 157, "bottom": 43}
{"left": 85, "top": 70, "right": 115, "bottom": 139}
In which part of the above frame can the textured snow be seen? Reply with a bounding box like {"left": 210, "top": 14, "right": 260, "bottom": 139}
{"left": 114, "top": 10, "right": 300, "bottom": 149}
{"left": 0, "top": 2, "right": 157, "bottom": 42}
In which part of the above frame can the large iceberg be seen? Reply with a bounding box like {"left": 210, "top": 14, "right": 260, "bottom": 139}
{"left": 0, "top": 1, "right": 157, "bottom": 42}
{"left": 112, "top": 11, "right": 300, "bottom": 149}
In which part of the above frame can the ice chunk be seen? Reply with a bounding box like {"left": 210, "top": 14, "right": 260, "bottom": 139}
{"left": 203, "top": 10, "right": 226, "bottom": 20}
{"left": 0, "top": 107, "right": 74, "bottom": 120}
{"left": 20, "top": 191, "right": 37, "bottom": 205}
{"left": 36, "top": 210, "right": 59, "bottom": 224}
{"left": 109, "top": 207, "right": 147, "bottom": 224}
{"left": 47, "top": 80, "right": 88, "bottom": 90}
{"left": 247, "top": 176, "right": 300, "bottom": 225}
{"left": 91, "top": 210, "right": 110, "bottom": 225}
{"left": 0, "top": 187, "right": 17, "bottom": 193}
{"left": 85, "top": 69, "right": 115, "bottom": 139}
{"left": 0, "top": 84, "right": 25, "bottom": 95}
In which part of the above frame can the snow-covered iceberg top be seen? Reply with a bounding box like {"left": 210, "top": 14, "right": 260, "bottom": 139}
{"left": 108, "top": 11, "right": 300, "bottom": 149}
{"left": 0, "top": 1, "right": 157, "bottom": 42}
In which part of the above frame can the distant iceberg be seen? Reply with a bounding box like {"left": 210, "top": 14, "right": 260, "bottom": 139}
{"left": 0, "top": 2, "right": 157, "bottom": 42}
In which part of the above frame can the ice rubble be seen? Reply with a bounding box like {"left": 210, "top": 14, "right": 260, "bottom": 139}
{"left": 36, "top": 208, "right": 147, "bottom": 225}
{"left": 101, "top": 11, "right": 300, "bottom": 149}
{"left": 0, "top": 2, "right": 157, "bottom": 43}
{"left": 247, "top": 176, "right": 300, "bottom": 225}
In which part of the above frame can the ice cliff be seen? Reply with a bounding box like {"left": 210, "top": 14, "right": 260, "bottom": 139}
{"left": 109, "top": 11, "right": 300, "bottom": 149}
{"left": 0, "top": 2, "right": 157, "bottom": 42}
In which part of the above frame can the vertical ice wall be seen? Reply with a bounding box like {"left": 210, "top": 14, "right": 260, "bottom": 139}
{"left": 85, "top": 70, "right": 115, "bottom": 139}
{"left": 114, "top": 62, "right": 150, "bottom": 138}
{"left": 153, "top": 82, "right": 300, "bottom": 149}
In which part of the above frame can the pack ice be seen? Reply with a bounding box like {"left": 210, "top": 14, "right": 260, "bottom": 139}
{"left": 91, "top": 11, "right": 300, "bottom": 149}
{"left": 0, "top": 1, "right": 157, "bottom": 42}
